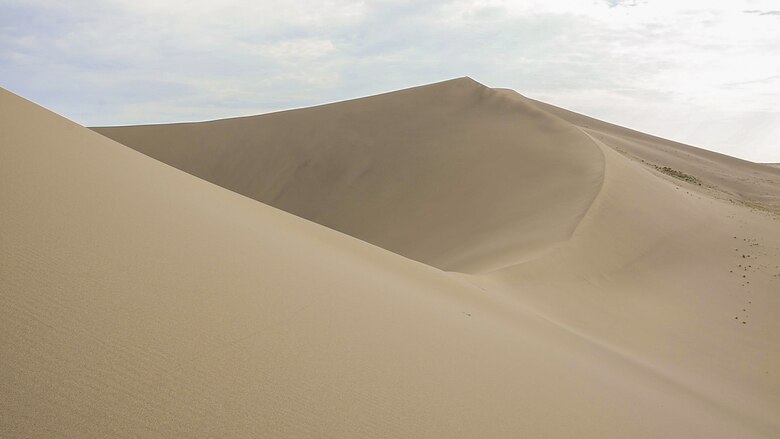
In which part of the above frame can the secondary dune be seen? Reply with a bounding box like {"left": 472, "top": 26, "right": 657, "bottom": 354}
{"left": 2, "top": 77, "right": 780, "bottom": 438}
{"left": 526, "top": 95, "right": 780, "bottom": 212}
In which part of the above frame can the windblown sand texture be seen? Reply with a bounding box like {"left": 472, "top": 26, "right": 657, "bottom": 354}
{"left": 3, "top": 78, "right": 779, "bottom": 437}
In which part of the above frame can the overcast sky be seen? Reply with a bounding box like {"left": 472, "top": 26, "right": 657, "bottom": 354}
{"left": 2, "top": 0, "right": 778, "bottom": 162}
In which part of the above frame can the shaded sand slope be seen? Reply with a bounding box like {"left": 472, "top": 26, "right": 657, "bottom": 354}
{"left": 2, "top": 90, "right": 776, "bottom": 438}
{"left": 94, "top": 78, "right": 604, "bottom": 272}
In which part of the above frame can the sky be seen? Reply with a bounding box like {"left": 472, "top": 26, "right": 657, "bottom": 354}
{"left": 1, "top": 0, "right": 779, "bottom": 162}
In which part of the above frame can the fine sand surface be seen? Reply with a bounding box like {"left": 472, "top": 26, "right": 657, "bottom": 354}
{"left": 2, "top": 78, "right": 780, "bottom": 437}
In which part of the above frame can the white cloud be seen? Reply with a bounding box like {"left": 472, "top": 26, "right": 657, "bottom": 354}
{"left": 1, "top": 0, "right": 778, "bottom": 161}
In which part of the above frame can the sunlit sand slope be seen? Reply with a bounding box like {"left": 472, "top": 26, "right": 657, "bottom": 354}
{"left": 3, "top": 81, "right": 779, "bottom": 438}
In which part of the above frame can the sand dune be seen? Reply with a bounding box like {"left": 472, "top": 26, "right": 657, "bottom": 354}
{"left": 95, "top": 78, "right": 605, "bottom": 272}
{"left": 3, "top": 78, "right": 780, "bottom": 438}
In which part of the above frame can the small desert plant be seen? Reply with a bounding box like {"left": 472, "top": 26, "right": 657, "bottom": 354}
{"left": 654, "top": 165, "right": 701, "bottom": 185}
